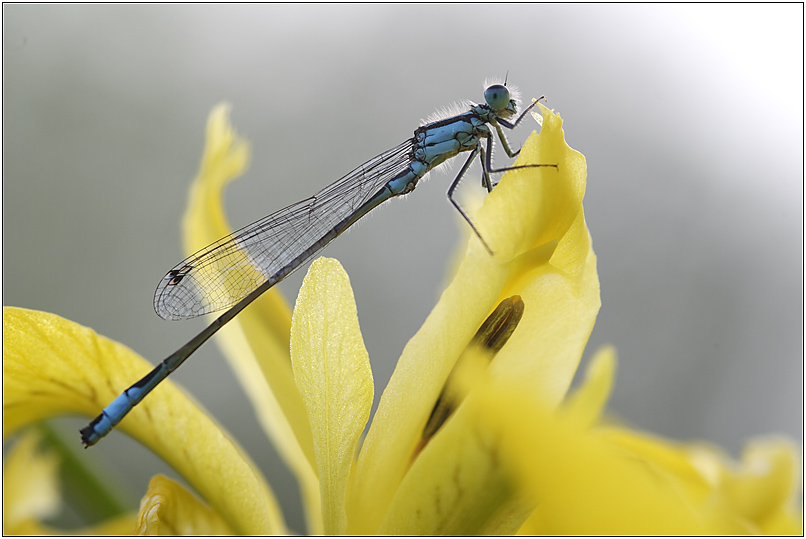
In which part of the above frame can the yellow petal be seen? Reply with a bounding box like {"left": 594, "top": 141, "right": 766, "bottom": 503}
{"left": 759, "top": 504, "right": 804, "bottom": 536}
{"left": 182, "top": 104, "right": 320, "bottom": 531}
{"left": 477, "top": 104, "right": 588, "bottom": 265}
{"left": 135, "top": 475, "right": 232, "bottom": 535}
{"left": 290, "top": 258, "right": 374, "bottom": 535}
{"left": 486, "top": 106, "right": 599, "bottom": 407}
{"left": 478, "top": 381, "right": 712, "bottom": 535}
{"left": 597, "top": 427, "right": 714, "bottom": 506}
{"left": 2, "top": 307, "right": 284, "bottom": 535}
{"left": 3, "top": 431, "right": 61, "bottom": 531}
{"left": 685, "top": 437, "right": 804, "bottom": 533}
{"left": 182, "top": 103, "right": 292, "bottom": 348}
{"left": 379, "top": 348, "right": 531, "bottom": 535}
{"left": 597, "top": 427, "right": 804, "bottom": 534}
{"left": 347, "top": 104, "right": 600, "bottom": 533}
{"left": 346, "top": 216, "right": 506, "bottom": 534}
{"left": 560, "top": 345, "right": 617, "bottom": 429}
{"left": 721, "top": 438, "right": 799, "bottom": 526}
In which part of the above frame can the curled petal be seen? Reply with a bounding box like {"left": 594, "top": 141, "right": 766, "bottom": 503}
{"left": 2, "top": 307, "right": 284, "bottom": 535}
{"left": 136, "top": 475, "right": 232, "bottom": 535}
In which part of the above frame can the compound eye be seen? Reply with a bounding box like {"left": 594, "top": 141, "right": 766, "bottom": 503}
{"left": 484, "top": 84, "right": 510, "bottom": 111}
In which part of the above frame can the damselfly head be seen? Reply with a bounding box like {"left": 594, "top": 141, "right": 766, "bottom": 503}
{"left": 484, "top": 84, "right": 518, "bottom": 119}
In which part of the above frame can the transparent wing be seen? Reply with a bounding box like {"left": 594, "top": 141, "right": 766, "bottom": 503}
{"left": 155, "top": 139, "right": 415, "bottom": 320}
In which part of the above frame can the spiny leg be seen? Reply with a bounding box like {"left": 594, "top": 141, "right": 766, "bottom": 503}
{"left": 447, "top": 148, "right": 495, "bottom": 255}
{"left": 448, "top": 94, "right": 556, "bottom": 255}
{"left": 482, "top": 135, "right": 558, "bottom": 190}
{"left": 449, "top": 141, "right": 558, "bottom": 255}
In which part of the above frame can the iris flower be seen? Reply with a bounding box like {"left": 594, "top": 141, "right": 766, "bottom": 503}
{"left": 3, "top": 102, "right": 801, "bottom": 535}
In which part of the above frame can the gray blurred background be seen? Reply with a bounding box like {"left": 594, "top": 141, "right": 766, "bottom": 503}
{"left": 3, "top": 4, "right": 802, "bottom": 532}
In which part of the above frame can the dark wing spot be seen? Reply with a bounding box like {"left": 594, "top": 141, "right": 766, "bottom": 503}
{"left": 167, "top": 265, "right": 192, "bottom": 286}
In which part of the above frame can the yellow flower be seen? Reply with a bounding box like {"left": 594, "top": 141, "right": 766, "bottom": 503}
{"left": 479, "top": 348, "right": 804, "bottom": 535}
{"left": 3, "top": 101, "right": 800, "bottom": 535}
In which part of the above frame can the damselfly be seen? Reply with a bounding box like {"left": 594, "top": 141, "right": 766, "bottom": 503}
{"left": 80, "top": 81, "right": 557, "bottom": 447}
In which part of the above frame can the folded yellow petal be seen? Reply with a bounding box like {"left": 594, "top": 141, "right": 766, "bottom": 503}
{"left": 380, "top": 348, "right": 532, "bottom": 535}
{"left": 477, "top": 104, "right": 587, "bottom": 264}
{"left": 490, "top": 242, "right": 599, "bottom": 406}
{"left": 291, "top": 258, "right": 374, "bottom": 535}
{"left": 348, "top": 104, "right": 600, "bottom": 533}
{"left": 135, "top": 475, "right": 232, "bottom": 535}
{"left": 488, "top": 105, "right": 599, "bottom": 407}
{"left": 2, "top": 307, "right": 283, "bottom": 535}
